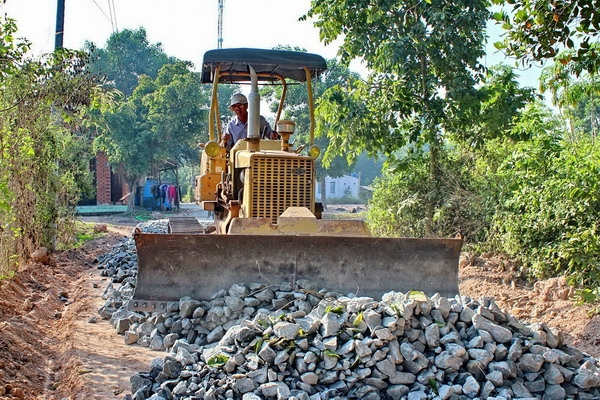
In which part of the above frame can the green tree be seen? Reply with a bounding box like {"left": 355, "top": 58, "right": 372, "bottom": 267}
{"left": 570, "top": 78, "right": 600, "bottom": 140}
{"left": 485, "top": 105, "right": 600, "bottom": 289}
{"left": 461, "top": 64, "right": 537, "bottom": 148}
{"left": 539, "top": 46, "right": 600, "bottom": 141}
{"left": 94, "top": 61, "right": 208, "bottom": 212}
{"left": 1, "top": 18, "right": 103, "bottom": 274}
{"left": 353, "top": 153, "right": 384, "bottom": 186}
{"left": 492, "top": 0, "right": 600, "bottom": 72}
{"left": 84, "top": 28, "right": 175, "bottom": 97}
{"left": 304, "top": 0, "right": 490, "bottom": 235}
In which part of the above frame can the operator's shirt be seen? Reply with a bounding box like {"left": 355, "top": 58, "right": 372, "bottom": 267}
{"left": 225, "top": 115, "right": 273, "bottom": 149}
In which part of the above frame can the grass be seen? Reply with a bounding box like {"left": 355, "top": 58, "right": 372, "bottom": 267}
{"left": 56, "top": 220, "right": 105, "bottom": 251}
{"left": 322, "top": 206, "right": 368, "bottom": 221}
{"left": 0, "top": 269, "right": 15, "bottom": 282}
{"left": 326, "top": 196, "right": 366, "bottom": 205}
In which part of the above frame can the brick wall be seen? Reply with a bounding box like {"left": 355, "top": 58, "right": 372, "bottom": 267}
{"left": 95, "top": 152, "right": 112, "bottom": 204}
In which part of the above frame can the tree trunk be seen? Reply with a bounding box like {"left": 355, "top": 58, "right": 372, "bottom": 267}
{"left": 319, "top": 176, "right": 327, "bottom": 210}
{"left": 425, "top": 145, "right": 438, "bottom": 237}
{"left": 125, "top": 177, "right": 138, "bottom": 216}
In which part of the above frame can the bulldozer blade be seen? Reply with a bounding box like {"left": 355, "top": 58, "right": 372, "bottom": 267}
{"left": 130, "top": 232, "right": 462, "bottom": 311}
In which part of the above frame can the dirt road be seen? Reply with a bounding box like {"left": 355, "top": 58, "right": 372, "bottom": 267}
{"left": 0, "top": 208, "right": 599, "bottom": 399}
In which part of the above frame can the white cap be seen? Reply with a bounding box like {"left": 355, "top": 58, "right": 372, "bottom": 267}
{"left": 229, "top": 93, "right": 248, "bottom": 107}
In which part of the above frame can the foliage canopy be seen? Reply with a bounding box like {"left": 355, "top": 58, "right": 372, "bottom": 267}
{"left": 492, "top": 0, "right": 600, "bottom": 73}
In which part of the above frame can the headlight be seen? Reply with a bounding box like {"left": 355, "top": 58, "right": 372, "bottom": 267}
{"left": 204, "top": 140, "right": 220, "bottom": 157}
{"left": 308, "top": 145, "right": 321, "bottom": 159}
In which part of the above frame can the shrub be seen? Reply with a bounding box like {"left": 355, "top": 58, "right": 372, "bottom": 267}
{"left": 488, "top": 134, "right": 600, "bottom": 287}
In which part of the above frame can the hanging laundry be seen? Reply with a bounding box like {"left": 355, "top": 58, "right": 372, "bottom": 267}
{"left": 168, "top": 185, "right": 177, "bottom": 205}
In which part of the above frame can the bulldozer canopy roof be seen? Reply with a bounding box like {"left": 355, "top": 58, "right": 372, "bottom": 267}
{"left": 201, "top": 48, "right": 328, "bottom": 84}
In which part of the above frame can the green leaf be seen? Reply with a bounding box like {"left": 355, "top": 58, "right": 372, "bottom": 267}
{"left": 408, "top": 291, "right": 428, "bottom": 302}
{"left": 207, "top": 354, "right": 229, "bottom": 367}
{"left": 352, "top": 312, "right": 364, "bottom": 326}
{"left": 324, "top": 305, "right": 345, "bottom": 315}
{"left": 429, "top": 378, "right": 439, "bottom": 394}
{"left": 323, "top": 349, "right": 341, "bottom": 358}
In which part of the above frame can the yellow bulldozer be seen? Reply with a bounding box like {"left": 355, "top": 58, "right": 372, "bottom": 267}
{"left": 130, "top": 48, "right": 462, "bottom": 312}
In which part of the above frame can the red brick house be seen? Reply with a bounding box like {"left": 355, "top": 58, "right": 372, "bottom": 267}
{"left": 80, "top": 152, "right": 128, "bottom": 205}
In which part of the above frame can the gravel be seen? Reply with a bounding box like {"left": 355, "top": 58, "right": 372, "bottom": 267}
{"left": 95, "top": 220, "right": 600, "bottom": 400}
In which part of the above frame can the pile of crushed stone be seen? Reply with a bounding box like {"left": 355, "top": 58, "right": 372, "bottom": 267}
{"left": 94, "top": 221, "right": 600, "bottom": 400}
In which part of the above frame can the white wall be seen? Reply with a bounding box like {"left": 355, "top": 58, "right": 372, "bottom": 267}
{"left": 316, "top": 174, "right": 360, "bottom": 199}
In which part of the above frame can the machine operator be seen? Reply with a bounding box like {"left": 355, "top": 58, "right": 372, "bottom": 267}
{"left": 220, "top": 93, "right": 278, "bottom": 150}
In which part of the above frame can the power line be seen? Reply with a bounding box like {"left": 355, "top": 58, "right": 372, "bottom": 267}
{"left": 89, "top": 0, "right": 115, "bottom": 32}
{"left": 107, "top": 0, "right": 118, "bottom": 32}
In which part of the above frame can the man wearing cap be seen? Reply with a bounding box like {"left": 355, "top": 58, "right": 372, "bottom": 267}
{"left": 220, "top": 93, "right": 276, "bottom": 150}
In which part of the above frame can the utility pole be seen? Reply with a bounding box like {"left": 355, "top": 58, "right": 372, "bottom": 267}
{"left": 217, "top": 0, "right": 223, "bottom": 49}
{"left": 55, "top": 0, "right": 65, "bottom": 49}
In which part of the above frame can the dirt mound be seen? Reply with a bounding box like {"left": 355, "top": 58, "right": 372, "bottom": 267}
{"left": 460, "top": 254, "right": 600, "bottom": 357}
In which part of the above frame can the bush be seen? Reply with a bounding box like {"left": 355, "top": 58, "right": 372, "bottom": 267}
{"left": 0, "top": 47, "right": 98, "bottom": 276}
{"left": 367, "top": 150, "right": 490, "bottom": 242}
{"left": 488, "top": 134, "right": 600, "bottom": 287}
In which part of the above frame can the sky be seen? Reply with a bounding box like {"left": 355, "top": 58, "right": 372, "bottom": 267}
{"left": 1, "top": 0, "right": 343, "bottom": 69}
{"left": 1, "top": 0, "right": 541, "bottom": 87}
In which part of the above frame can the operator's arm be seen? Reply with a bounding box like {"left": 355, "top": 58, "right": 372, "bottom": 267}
{"left": 260, "top": 116, "right": 278, "bottom": 139}
{"left": 220, "top": 120, "right": 234, "bottom": 149}
{"left": 220, "top": 131, "right": 231, "bottom": 148}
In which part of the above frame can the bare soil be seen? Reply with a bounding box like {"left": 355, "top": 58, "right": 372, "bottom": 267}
{"left": 0, "top": 206, "right": 599, "bottom": 399}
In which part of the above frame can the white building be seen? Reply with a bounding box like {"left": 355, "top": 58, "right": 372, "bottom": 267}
{"left": 316, "top": 174, "right": 360, "bottom": 199}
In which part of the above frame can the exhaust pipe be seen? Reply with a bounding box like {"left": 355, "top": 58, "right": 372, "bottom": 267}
{"left": 247, "top": 66, "right": 260, "bottom": 151}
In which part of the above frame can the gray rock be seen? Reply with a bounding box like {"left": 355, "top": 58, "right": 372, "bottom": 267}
{"left": 388, "top": 371, "right": 416, "bottom": 385}
{"left": 258, "top": 343, "right": 276, "bottom": 363}
{"left": 301, "top": 371, "right": 319, "bottom": 385}
{"left": 242, "top": 393, "right": 262, "bottom": 400}
{"left": 124, "top": 330, "right": 140, "bottom": 345}
{"left": 486, "top": 370, "right": 504, "bottom": 386}
{"left": 400, "top": 342, "right": 418, "bottom": 361}
{"left": 511, "top": 380, "right": 533, "bottom": 397}
{"left": 179, "top": 297, "right": 202, "bottom": 318}
{"left": 544, "top": 363, "right": 565, "bottom": 385}
{"left": 425, "top": 323, "right": 440, "bottom": 347}
{"left": 231, "top": 377, "right": 255, "bottom": 394}
{"left": 206, "top": 325, "right": 224, "bottom": 343}
{"left": 573, "top": 362, "right": 600, "bottom": 389}
{"left": 543, "top": 384, "right": 567, "bottom": 400}
{"left": 435, "top": 350, "right": 464, "bottom": 372}
{"left": 489, "top": 360, "right": 517, "bottom": 379}
{"left": 363, "top": 309, "right": 382, "bottom": 332}
{"left": 148, "top": 334, "right": 164, "bottom": 351}
{"left": 175, "top": 347, "right": 196, "bottom": 365}
{"left": 225, "top": 295, "right": 245, "bottom": 312}
{"left": 93, "top": 239, "right": 600, "bottom": 400}
{"left": 524, "top": 377, "right": 546, "bottom": 393}
{"left": 274, "top": 321, "right": 301, "bottom": 340}
{"left": 130, "top": 373, "right": 152, "bottom": 393}
{"left": 375, "top": 358, "right": 396, "bottom": 377}
{"left": 403, "top": 351, "right": 429, "bottom": 374}
{"left": 112, "top": 313, "right": 132, "bottom": 332}
{"left": 459, "top": 305, "right": 475, "bottom": 322}
{"left": 462, "top": 375, "right": 481, "bottom": 397}
{"left": 518, "top": 353, "right": 545, "bottom": 373}
{"left": 386, "top": 384, "right": 410, "bottom": 400}
{"left": 472, "top": 314, "right": 513, "bottom": 343}
{"left": 320, "top": 312, "right": 341, "bottom": 337}
{"left": 407, "top": 390, "right": 427, "bottom": 400}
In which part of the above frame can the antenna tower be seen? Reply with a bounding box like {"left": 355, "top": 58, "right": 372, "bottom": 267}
{"left": 217, "top": 0, "right": 224, "bottom": 49}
